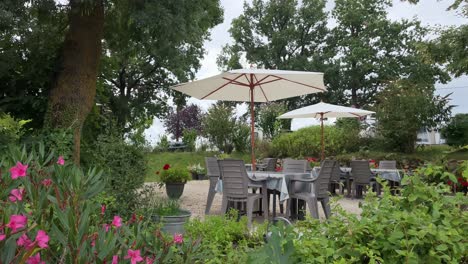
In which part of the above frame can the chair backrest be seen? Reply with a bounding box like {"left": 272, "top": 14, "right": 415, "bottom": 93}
{"left": 218, "top": 159, "right": 249, "bottom": 198}
{"left": 205, "top": 157, "right": 220, "bottom": 177}
{"left": 264, "top": 158, "right": 277, "bottom": 171}
{"left": 330, "top": 162, "right": 343, "bottom": 181}
{"left": 283, "top": 159, "right": 308, "bottom": 173}
{"left": 350, "top": 160, "right": 372, "bottom": 184}
{"left": 379, "top": 160, "right": 397, "bottom": 170}
{"left": 316, "top": 160, "right": 336, "bottom": 197}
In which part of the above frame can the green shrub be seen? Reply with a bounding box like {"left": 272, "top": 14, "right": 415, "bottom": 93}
{"left": 271, "top": 125, "right": 360, "bottom": 158}
{"left": 249, "top": 177, "right": 468, "bottom": 263}
{"left": 0, "top": 113, "right": 30, "bottom": 149}
{"left": 183, "top": 129, "right": 197, "bottom": 152}
{"left": 442, "top": 113, "right": 468, "bottom": 147}
{"left": 83, "top": 134, "right": 147, "bottom": 217}
{"left": 185, "top": 211, "right": 266, "bottom": 263}
{"left": 233, "top": 122, "right": 251, "bottom": 153}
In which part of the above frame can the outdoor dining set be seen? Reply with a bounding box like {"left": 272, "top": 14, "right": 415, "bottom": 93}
{"left": 205, "top": 157, "right": 402, "bottom": 227}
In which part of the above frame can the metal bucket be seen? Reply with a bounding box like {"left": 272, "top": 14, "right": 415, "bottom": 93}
{"left": 152, "top": 210, "right": 191, "bottom": 235}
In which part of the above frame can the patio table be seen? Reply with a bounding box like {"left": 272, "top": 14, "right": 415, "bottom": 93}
{"left": 338, "top": 167, "right": 401, "bottom": 182}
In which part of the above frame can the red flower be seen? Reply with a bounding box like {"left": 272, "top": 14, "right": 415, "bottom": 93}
{"left": 163, "top": 164, "right": 170, "bottom": 170}
{"left": 457, "top": 177, "right": 468, "bottom": 187}
{"left": 275, "top": 167, "right": 282, "bottom": 172}
{"left": 306, "top": 157, "right": 317, "bottom": 162}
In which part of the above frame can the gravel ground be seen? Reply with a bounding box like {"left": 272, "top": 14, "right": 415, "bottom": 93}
{"left": 146, "top": 180, "right": 362, "bottom": 221}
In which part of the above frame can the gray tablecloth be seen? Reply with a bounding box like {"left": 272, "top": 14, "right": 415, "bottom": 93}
{"left": 338, "top": 167, "right": 401, "bottom": 182}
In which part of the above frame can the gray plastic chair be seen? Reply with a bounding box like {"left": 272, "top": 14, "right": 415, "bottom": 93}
{"left": 257, "top": 158, "right": 277, "bottom": 171}
{"left": 282, "top": 159, "right": 309, "bottom": 217}
{"left": 350, "top": 160, "right": 377, "bottom": 198}
{"left": 205, "top": 157, "right": 221, "bottom": 214}
{"left": 287, "top": 160, "right": 335, "bottom": 219}
{"left": 218, "top": 159, "right": 265, "bottom": 228}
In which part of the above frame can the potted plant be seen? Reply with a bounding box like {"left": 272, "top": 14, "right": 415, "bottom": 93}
{"left": 159, "top": 164, "right": 191, "bottom": 199}
{"left": 149, "top": 199, "right": 191, "bottom": 235}
{"left": 187, "top": 163, "right": 206, "bottom": 180}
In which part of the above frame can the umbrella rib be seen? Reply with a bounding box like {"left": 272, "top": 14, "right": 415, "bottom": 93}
{"left": 271, "top": 75, "right": 326, "bottom": 91}
{"left": 253, "top": 75, "right": 271, "bottom": 86}
{"left": 253, "top": 75, "right": 269, "bottom": 102}
{"left": 256, "top": 77, "right": 283, "bottom": 86}
{"left": 222, "top": 77, "right": 250, "bottom": 87}
{"left": 201, "top": 74, "right": 246, "bottom": 99}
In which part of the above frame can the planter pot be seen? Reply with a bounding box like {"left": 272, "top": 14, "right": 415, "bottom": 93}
{"left": 152, "top": 209, "right": 191, "bottom": 235}
{"left": 191, "top": 172, "right": 198, "bottom": 180}
{"left": 197, "top": 173, "right": 206, "bottom": 180}
{"left": 165, "top": 183, "right": 185, "bottom": 199}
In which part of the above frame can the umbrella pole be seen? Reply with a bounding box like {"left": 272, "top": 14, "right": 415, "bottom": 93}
{"left": 250, "top": 85, "right": 256, "bottom": 171}
{"left": 321, "top": 113, "right": 324, "bottom": 161}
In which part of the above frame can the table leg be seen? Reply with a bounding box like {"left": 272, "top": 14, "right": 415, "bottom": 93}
{"left": 262, "top": 183, "right": 268, "bottom": 221}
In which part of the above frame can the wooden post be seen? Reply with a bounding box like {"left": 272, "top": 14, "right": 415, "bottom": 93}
{"left": 250, "top": 74, "right": 256, "bottom": 171}
{"left": 321, "top": 113, "right": 324, "bottom": 161}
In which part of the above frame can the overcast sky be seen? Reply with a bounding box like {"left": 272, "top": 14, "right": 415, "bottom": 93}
{"left": 145, "top": 0, "right": 468, "bottom": 144}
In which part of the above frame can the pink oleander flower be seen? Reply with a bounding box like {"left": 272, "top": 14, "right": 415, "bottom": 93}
{"left": 173, "top": 233, "right": 183, "bottom": 244}
{"left": 9, "top": 188, "right": 25, "bottom": 202}
{"left": 35, "top": 230, "right": 49, "bottom": 248}
{"left": 145, "top": 257, "right": 155, "bottom": 264}
{"left": 112, "top": 216, "right": 122, "bottom": 228}
{"left": 17, "top": 233, "right": 33, "bottom": 249}
{"left": 57, "top": 156, "right": 65, "bottom": 165}
{"left": 9, "top": 161, "right": 28, "bottom": 179}
{"left": 103, "top": 224, "right": 110, "bottom": 232}
{"left": 125, "top": 249, "right": 143, "bottom": 264}
{"left": 26, "top": 253, "right": 45, "bottom": 264}
{"left": 41, "top": 179, "right": 52, "bottom": 187}
{"left": 6, "top": 214, "right": 27, "bottom": 232}
{"left": 101, "top": 204, "right": 106, "bottom": 215}
{"left": 112, "top": 255, "right": 119, "bottom": 264}
{"left": 0, "top": 234, "right": 5, "bottom": 241}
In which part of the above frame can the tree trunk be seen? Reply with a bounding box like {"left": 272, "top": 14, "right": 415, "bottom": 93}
{"left": 45, "top": 0, "right": 104, "bottom": 164}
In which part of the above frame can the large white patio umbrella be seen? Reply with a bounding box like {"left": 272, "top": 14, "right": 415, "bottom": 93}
{"left": 278, "top": 102, "right": 375, "bottom": 160}
{"left": 171, "top": 69, "right": 326, "bottom": 169}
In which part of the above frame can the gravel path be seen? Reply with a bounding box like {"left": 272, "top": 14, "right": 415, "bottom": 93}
{"left": 146, "top": 180, "right": 362, "bottom": 221}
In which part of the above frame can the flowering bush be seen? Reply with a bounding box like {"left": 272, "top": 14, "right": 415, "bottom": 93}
{"left": 0, "top": 144, "right": 203, "bottom": 263}
{"left": 187, "top": 163, "right": 205, "bottom": 175}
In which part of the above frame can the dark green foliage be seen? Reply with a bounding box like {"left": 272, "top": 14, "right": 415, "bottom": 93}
{"left": 82, "top": 134, "right": 147, "bottom": 217}
{"left": 442, "top": 114, "right": 468, "bottom": 147}
{"left": 271, "top": 125, "right": 360, "bottom": 158}
{"left": 375, "top": 80, "right": 452, "bottom": 153}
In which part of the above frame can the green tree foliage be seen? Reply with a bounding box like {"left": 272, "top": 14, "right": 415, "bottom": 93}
{"left": 202, "top": 103, "right": 237, "bottom": 153}
{"left": 375, "top": 80, "right": 452, "bottom": 153}
{"left": 0, "top": 1, "right": 66, "bottom": 129}
{"left": 217, "top": 0, "right": 331, "bottom": 108}
{"left": 330, "top": 0, "right": 449, "bottom": 107}
{"left": 442, "top": 114, "right": 468, "bottom": 147}
{"left": 0, "top": 113, "right": 30, "bottom": 148}
{"left": 0, "top": 0, "right": 223, "bottom": 162}
{"left": 257, "top": 102, "right": 290, "bottom": 140}
{"left": 233, "top": 121, "right": 251, "bottom": 153}
{"left": 219, "top": 0, "right": 450, "bottom": 109}
{"left": 99, "top": 0, "right": 223, "bottom": 134}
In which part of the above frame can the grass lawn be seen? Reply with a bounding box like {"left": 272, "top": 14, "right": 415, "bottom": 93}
{"left": 145, "top": 151, "right": 251, "bottom": 182}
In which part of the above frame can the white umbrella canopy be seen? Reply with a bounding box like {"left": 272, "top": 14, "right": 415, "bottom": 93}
{"left": 278, "top": 102, "right": 375, "bottom": 160}
{"left": 171, "top": 69, "right": 326, "bottom": 169}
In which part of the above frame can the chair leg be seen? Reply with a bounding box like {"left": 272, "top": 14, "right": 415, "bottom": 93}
{"left": 306, "top": 198, "right": 319, "bottom": 219}
{"left": 278, "top": 193, "right": 284, "bottom": 214}
{"left": 320, "top": 197, "right": 331, "bottom": 219}
{"left": 286, "top": 199, "right": 291, "bottom": 218}
{"left": 221, "top": 195, "right": 228, "bottom": 214}
{"left": 246, "top": 198, "right": 255, "bottom": 229}
{"left": 205, "top": 185, "right": 216, "bottom": 215}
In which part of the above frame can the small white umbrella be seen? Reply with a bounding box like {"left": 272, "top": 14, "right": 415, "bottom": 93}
{"left": 278, "top": 102, "right": 375, "bottom": 160}
{"left": 171, "top": 69, "right": 326, "bottom": 169}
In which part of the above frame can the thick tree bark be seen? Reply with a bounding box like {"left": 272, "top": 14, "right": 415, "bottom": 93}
{"left": 45, "top": 0, "right": 104, "bottom": 164}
